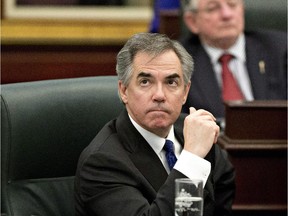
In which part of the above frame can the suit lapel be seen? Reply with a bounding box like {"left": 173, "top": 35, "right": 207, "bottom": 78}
{"left": 192, "top": 47, "right": 224, "bottom": 116}
{"left": 116, "top": 110, "right": 168, "bottom": 192}
{"left": 184, "top": 36, "right": 224, "bottom": 117}
{"left": 245, "top": 33, "right": 268, "bottom": 99}
{"left": 130, "top": 143, "right": 168, "bottom": 192}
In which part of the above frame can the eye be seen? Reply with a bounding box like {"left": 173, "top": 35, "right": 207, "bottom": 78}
{"left": 167, "top": 78, "right": 178, "bottom": 87}
{"left": 205, "top": 3, "right": 220, "bottom": 13}
{"left": 206, "top": 5, "right": 219, "bottom": 13}
{"left": 140, "top": 79, "right": 150, "bottom": 86}
{"left": 227, "top": 0, "right": 239, "bottom": 8}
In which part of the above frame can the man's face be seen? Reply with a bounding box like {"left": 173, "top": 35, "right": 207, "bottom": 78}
{"left": 118, "top": 50, "right": 190, "bottom": 138}
{"left": 186, "top": 0, "right": 244, "bottom": 48}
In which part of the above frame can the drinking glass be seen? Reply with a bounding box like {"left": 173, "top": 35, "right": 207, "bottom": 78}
{"left": 175, "top": 178, "right": 203, "bottom": 216}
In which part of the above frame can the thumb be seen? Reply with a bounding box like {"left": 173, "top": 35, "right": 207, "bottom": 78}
{"left": 189, "top": 107, "right": 197, "bottom": 114}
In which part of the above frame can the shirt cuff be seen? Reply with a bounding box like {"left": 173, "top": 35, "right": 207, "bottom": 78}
{"left": 174, "top": 150, "right": 211, "bottom": 186}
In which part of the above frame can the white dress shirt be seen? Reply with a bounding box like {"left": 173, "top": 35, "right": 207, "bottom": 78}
{"left": 203, "top": 33, "right": 254, "bottom": 101}
{"left": 129, "top": 115, "right": 211, "bottom": 186}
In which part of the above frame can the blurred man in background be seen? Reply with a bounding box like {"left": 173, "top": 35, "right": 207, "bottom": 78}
{"left": 180, "top": 0, "right": 287, "bottom": 120}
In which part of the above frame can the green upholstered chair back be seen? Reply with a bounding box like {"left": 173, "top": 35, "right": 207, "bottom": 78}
{"left": 1, "top": 76, "right": 123, "bottom": 216}
{"left": 244, "top": 0, "right": 287, "bottom": 32}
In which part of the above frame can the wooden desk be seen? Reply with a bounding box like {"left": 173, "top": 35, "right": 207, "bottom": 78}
{"left": 1, "top": 43, "right": 122, "bottom": 83}
{"left": 218, "top": 101, "right": 287, "bottom": 216}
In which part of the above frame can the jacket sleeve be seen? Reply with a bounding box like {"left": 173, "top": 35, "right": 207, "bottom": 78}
{"left": 76, "top": 150, "right": 187, "bottom": 216}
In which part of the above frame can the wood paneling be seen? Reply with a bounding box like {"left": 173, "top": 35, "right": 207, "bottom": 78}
{"left": 1, "top": 18, "right": 150, "bottom": 83}
{"left": 218, "top": 101, "right": 287, "bottom": 216}
{"left": 1, "top": 44, "right": 122, "bottom": 83}
{"left": 224, "top": 101, "right": 287, "bottom": 140}
{"left": 159, "top": 9, "right": 181, "bottom": 40}
{"left": 1, "top": 19, "right": 150, "bottom": 45}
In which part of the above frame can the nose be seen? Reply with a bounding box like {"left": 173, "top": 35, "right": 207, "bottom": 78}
{"left": 220, "top": 3, "right": 234, "bottom": 18}
{"left": 152, "top": 84, "right": 166, "bottom": 103}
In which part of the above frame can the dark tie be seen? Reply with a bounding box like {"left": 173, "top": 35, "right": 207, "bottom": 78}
{"left": 219, "top": 54, "right": 244, "bottom": 101}
{"left": 163, "top": 139, "right": 177, "bottom": 171}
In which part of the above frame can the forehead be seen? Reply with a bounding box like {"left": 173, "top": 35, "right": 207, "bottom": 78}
{"left": 132, "top": 51, "right": 183, "bottom": 75}
{"left": 199, "top": 0, "right": 241, "bottom": 4}
{"left": 133, "top": 50, "right": 180, "bottom": 66}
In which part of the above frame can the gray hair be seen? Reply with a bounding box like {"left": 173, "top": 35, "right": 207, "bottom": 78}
{"left": 183, "top": 0, "right": 243, "bottom": 12}
{"left": 116, "top": 33, "right": 194, "bottom": 87}
{"left": 182, "top": 0, "right": 200, "bottom": 12}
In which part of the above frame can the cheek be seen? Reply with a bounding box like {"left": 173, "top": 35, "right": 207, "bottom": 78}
{"left": 126, "top": 91, "right": 148, "bottom": 110}
{"left": 237, "top": 15, "right": 245, "bottom": 31}
{"left": 198, "top": 18, "right": 218, "bottom": 33}
{"left": 175, "top": 98, "right": 186, "bottom": 111}
{"left": 171, "top": 93, "right": 187, "bottom": 110}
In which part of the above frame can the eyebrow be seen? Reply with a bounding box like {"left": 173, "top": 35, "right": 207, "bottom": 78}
{"left": 137, "top": 72, "right": 181, "bottom": 79}
{"left": 166, "top": 73, "right": 181, "bottom": 79}
{"left": 137, "top": 72, "right": 152, "bottom": 78}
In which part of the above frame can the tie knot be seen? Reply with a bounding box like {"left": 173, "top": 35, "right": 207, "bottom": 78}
{"left": 163, "top": 139, "right": 174, "bottom": 153}
{"left": 219, "top": 54, "right": 233, "bottom": 64}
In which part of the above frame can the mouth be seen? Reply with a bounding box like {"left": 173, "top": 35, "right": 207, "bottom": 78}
{"left": 147, "top": 107, "right": 170, "bottom": 115}
{"left": 149, "top": 110, "right": 167, "bottom": 114}
{"left": 149, "top": 109, "right": 166, "bottom": 112}
{"left": 220, "top": 23, "right": 236, "bottom": 29}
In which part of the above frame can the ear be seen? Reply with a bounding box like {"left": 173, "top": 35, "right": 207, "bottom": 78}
{"left": 183, "top": 81, "right": 191, "bottom": 104}
{"left": 183, "top": 12, "right": 200, "bottom": 34}
{"left": 118, "top": 80, "right": 128, "bottom": 104}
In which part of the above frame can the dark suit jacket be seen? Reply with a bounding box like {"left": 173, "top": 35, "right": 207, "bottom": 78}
{"left": 74, "top": 109, "right": 235, "bottom": 216}
{"left": 181, "top": 30, "right": 287, "bottom": 118}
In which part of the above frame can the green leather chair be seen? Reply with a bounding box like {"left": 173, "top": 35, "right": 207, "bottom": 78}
{"left": 244, "top": 0, "right": 287, "bottom": 32}
{"left": 1, "top": 76, "right": 123, "bottom": 216}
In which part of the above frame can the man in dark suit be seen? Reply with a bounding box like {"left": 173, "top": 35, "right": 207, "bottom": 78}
{"left": 74, "top": 33, "right": 235, "bottom": 216}
{"left": 181, "top": 0, "right": 287, "bottom": 119}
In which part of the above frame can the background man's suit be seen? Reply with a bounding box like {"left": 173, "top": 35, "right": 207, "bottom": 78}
{"left": 75, "top": 109, "right": 235, "bottom": 216}
{"left": 181, "top": 30, "right": 287, "bottom": 118}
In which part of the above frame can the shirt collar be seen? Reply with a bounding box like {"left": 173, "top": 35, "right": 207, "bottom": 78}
{"left": 128, "top": 114, "right": 176, "bottom": 155}
{"left": 203, "top": 33, "right": 246, "bottom": 64}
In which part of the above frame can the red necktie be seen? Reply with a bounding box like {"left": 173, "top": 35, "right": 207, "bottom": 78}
{"left": 219, "top": 54, "right": 244, "bottom": 101}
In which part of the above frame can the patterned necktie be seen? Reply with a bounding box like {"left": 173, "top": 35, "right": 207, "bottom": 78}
{"left": 163, "top": 139, "right": 177, "bottom": 171}
{"left": 219, "top": 54, "right": 244, "bottom": 101}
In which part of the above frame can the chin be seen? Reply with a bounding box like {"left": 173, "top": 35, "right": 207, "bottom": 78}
{"left": 148, "top": 118, "right": 170, "bottom": 128}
